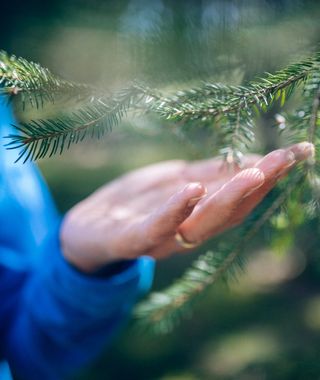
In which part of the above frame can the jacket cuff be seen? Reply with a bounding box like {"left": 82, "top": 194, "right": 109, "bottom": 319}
{"left": 33, "top": 221, "right": 155, "bottom": 318}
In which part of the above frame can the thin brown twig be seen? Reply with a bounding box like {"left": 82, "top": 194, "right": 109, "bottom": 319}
{"left": 308, "top": 86, "right": 320, "bottom": 143}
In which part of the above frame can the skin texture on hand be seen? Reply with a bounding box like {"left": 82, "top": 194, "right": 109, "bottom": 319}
{"left": 60, "top": 142, "right": 314, "bottom": 273}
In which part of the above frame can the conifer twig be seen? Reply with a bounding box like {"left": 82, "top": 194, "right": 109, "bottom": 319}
{"left": 1, "top": 50, "right": 320, "bottom": 162}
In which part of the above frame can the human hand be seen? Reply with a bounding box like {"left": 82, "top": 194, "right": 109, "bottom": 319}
{"left": 60, "top": 142, "right": 314, "bottom": 273}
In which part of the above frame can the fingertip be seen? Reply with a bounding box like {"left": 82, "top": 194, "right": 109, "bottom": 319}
{"left": 182, "top": 181, "right": 206, "bottom": 193}
{"left": 289, "top": 141, "right": 315, "bottom": 161}
{"left": 254, "top": 149, "right": 296, "bottom": 176}
{"left": 255, "top": 149, "right": 287, "bottom": 166}
{"left": 145, "top": 182, "right": 207, "bottom": 244}
{"left": 181, "top": 182, "right": 207, "bottom": 206}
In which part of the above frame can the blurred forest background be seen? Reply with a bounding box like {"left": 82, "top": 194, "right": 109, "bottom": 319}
{"left": 2, "top": 0, "right": 320, "bottom": 379}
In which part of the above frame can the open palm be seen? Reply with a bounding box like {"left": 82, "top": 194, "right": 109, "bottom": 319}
{"left": 61, "top": 142, "right": 313, "bottom": 272}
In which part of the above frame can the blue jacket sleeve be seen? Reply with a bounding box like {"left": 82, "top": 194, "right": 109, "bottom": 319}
{"left": 0, "top": 102, "right": 155, "bottom": 380}
{"left": 5, "top": 239, "right": 154, "bottom": 380}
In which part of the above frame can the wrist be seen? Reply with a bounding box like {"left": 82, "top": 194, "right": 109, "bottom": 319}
{"left": 60, "top": 215, "right": 138, "bottom": 273}
{"left": 59, "top": 238, "right": 100, "bottom": 273}
{"left": 59, "top": 221, "right": 110, "bottom": 274}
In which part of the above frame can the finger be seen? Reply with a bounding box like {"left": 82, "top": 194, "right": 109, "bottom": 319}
{"left": 109, "top": 182, "right": 208, "bottom": 259}
{"left": 128, "top": 177, "right": 228, "bottom": 214}
{"left": 130, "top": 143, "right": 314, "bottom": 213}
{"left": 93, "top": 160, "right": 187, "bottom": 202}
{"left": 185, "top": 154, "right": 262, "bottom": 182}
{"left": 132, "top": 155, "right": 262, "bottom": 212}
{"left": 228, "top": 142, "right": 315, "bottom": 227}
{"left": 248, "top": 141, "right": 314, "bottom": 204}
{"left": 278, "top": 141, "right": 315, "bottom": 178}
{"left": 142, "top": 182, "right": 207, "bottom": 248}
{"left": 176, "top": 168, "right": 265, "bottom": 244}
{"left": 91, "top": 155, "right": 262, "bottom": 206}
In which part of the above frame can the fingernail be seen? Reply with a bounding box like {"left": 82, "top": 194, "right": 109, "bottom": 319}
{"left": 243, "top": 182, "right": 265, "bottom": 198}
{"left": 274, "top": 151, "right": 295, "bottom": 179}
{"left": 187, "top": 187, "right": 208, "bottom": 207}
{"left": 290, "top": 142, "right": 315, "bottom": 161}
{"left": 242, "top": 169, "right": 265, "bottom": 198}
{"left": 183, "top": 182, "right": 202, "bottom": 192}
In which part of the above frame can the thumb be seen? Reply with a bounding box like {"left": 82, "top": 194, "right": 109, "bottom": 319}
{"left": 143, "top": 182, "right": 207, "bottom": 247}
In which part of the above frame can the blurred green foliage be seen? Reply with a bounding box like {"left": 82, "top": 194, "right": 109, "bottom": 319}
{"left": 3, "top": 1, "right": 320, "bottom": 379}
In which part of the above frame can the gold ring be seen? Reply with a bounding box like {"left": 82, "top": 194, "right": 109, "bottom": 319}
{"left": 174, "top": 231, "right": 200, "bottom": 249}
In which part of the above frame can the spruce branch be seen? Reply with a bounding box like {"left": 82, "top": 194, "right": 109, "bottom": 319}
{"left": 148, "top": 54, "right": 320, "bottom": 122}
{"left": 4, "top": 85, "right": 147, "bottom": 162}
{"left": 1, "top": 50, "right": 320, "bottom": 162}
{"left": 142, "top": 53, "right": 320, "bottom": 164}
{"left": 0, "top": 50, "right": 95, "bottom": 109}
{"left": 0, "top": 51, "right": 154, "bottom": 161}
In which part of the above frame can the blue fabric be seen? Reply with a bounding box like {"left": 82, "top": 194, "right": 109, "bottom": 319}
{"left": 0, "top": 101, "right": 155, "bottom": 380}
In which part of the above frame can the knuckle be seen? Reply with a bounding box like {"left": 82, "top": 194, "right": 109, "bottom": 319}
{"left": 147, "top": 224, "right": 171, "bottom": 246}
